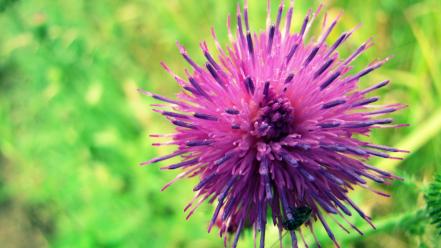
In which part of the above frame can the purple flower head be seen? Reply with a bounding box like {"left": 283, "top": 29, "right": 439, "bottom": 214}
{"left": 142, "top": 1, "right": 408, "bottom": 247}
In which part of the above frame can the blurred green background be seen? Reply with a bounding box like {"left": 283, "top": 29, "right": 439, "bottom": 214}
{"left": 1, "top": 0, "right": 440, "bottom": 247}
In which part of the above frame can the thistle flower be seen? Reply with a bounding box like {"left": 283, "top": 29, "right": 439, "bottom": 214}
{"left": 141, "top": 1, "right": 407, "bottom": 247}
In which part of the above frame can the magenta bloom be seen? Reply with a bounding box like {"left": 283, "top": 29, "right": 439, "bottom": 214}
{"left": 142, "top": 1, "right": 407, "bottom": 247}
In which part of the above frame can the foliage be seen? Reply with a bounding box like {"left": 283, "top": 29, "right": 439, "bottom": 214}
{"left": 0, "top": 0, "right": 440, "bottom": 247}
{"left": 426, "top": 173, "right": 441, "bottom": 235}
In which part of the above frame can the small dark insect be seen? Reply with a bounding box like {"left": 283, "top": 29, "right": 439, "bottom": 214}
{"left": 282, "top": 206, "right": 312, "bottom": 231}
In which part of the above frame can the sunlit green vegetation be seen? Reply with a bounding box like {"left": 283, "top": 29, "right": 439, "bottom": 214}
{"left": 0, "top": 0, "right": 440, "bottom": 247}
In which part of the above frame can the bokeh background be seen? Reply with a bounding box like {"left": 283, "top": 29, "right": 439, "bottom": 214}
{"left": 1, "top": 0, "right": 440, "bottom": 247}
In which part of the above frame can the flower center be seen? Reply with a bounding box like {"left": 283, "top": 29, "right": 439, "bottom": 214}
{"left": 252, "top": 97, "right": 294, "bottom": 142}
